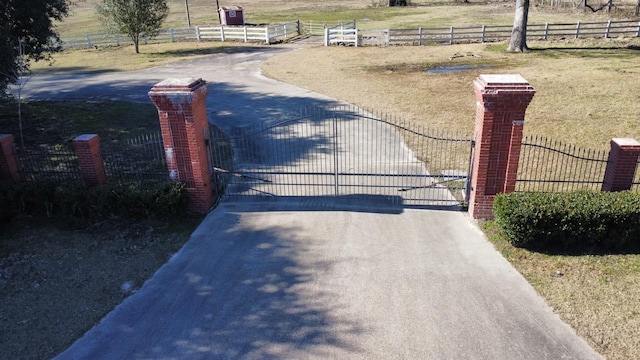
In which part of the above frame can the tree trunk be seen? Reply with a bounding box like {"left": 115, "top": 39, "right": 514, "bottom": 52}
{"left": 133, "top": 34, "right": 140, "bottom": 54}
{"left": 508, "top": 0, "right": 530, "bottom": 52}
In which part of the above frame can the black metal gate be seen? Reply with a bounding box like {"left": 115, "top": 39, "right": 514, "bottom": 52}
{"left": 209, "top": 106, "right": 474, "bottom": 208}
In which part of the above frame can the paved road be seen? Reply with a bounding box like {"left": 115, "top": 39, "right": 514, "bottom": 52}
{"left": 22, "top": 43, "right": 604, "bottom": 359}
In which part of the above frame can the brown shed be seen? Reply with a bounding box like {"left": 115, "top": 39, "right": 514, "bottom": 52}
{"left": 219, "top": 6, "right": 244, "bottom": 26}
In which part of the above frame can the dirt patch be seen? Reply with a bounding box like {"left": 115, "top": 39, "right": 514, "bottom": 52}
{"left": 0, "top": 218, "right": 199, "bottom": 359}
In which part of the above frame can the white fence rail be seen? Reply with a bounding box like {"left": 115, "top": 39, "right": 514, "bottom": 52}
{"left": 59, "top": 21, "right": 301, "bottom": 49}
{"left": 327, "top": 19, "right": 640, "bottom": 47}
{"left": 301, "top": 20, "right": 357, "bottom": 36}
{"left": 323, "top": 21, "right": 359, "bottom": 46}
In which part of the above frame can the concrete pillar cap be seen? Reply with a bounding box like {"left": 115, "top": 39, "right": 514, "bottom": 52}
{"left": 149, "top": 78, "right": 207, "bottom": 93}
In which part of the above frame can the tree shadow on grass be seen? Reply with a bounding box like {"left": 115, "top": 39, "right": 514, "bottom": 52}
{"left": 158, "top": 45, "right": 282, "bottom": 58}
{"left": 528, "top": 45, "right": 640, "bottom": 59}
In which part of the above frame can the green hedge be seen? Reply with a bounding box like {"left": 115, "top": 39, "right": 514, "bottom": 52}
{"left": 0, "top": 180, "right": 188, "bottom": 227}
{"left": 493, "top": 191, "right": 640, "bottom": 252}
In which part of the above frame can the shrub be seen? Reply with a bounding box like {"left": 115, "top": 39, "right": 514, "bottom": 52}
{"left": 0, "top": 180, "right": 188, "bottom": 227}
{"left": 493, "top": 190, "right": 640, "bottom": 252}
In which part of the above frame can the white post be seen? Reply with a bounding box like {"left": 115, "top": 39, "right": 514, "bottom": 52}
{"left": 355, "top": 28, "right": 359, "bottom": 47}
{"left": 220, "top": 26, "right": 225, "bottom": 42}
{"left": 605, "top": 20, "right": 611, "bottom": 38}
{"left": 324, "top": 28, "right": 329, "bottom": 46}
{"left": 196, "top": 26, "right": 201, "bottom": 41}
{"left": 265, "top": 26, "right": 270, "bottom": 44}
{"left": 244, "top": 26, "right": 248, "bottom": 42}
{"left": 636, "top": 20, "right": 640, "bottom": 37}
{"left": 386, "top": 29, "right": 390, "bottom": 46}
{"left": 85, "top": 34, "right": 92, "bottom": 48}
{"left": 418, "top": 27, "right": 423, "bottom": 45}
{"left": 481, "top": 25, "right": 486, "bottom": 43}
{"left": 170, "top": 28, "right": 175, "bottom": 42}
{"left": 575, "top": 21, "right": 581, "bottom": 39}
{"left": 544, "top": 23, "right": 549, "bottom": 40}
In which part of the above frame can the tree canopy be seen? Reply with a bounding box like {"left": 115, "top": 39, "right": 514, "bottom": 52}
{"left": 0, "top": 0, "right": 70, "bottom": 92}
{"left": 96, "top": 0, "right": 170, "bottom": 54}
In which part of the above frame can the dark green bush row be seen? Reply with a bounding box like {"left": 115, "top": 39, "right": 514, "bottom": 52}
{"left": 0, "top": 180, "right": 188, "bottom": 227}
{"left": 493, "top": 191, "right": 640, "bottom": 252}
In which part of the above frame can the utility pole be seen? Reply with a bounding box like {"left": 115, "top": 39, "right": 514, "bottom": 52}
{"left": 216, "top": 0, "right": 222, "bottom": 24}
{"left": 185, "top": 0, "right": 191, "bottom": 27}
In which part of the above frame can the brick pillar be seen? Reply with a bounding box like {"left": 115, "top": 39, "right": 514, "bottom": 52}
{"left": 148, "top": 78, "right": 213, "bottom": 214}
{"left": 73, "top": 134, "right": 107, "bottom": 186}
{"left": 469, "top": 75, "right": 536, "bottom": 219}
{"left": 0, "top": 134, "right": 24, "bottom": 182}
{"left": 602, "top": 138, "right": 640, "bottom": 192}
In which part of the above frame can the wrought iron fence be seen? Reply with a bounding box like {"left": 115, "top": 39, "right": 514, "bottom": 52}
{"left": 14, "top": 132, "right": 168, "bottom": 183}
{"left": 208, "top": 105, "right": 474, "bottom": 207}
{"left": 17, "top": 144, "right": 83, "bottom": 182}
{"left": 102, "top": 132, "right": 168, "bottom": 182}
{"left": 516, "top": 135, "right": 610, "bottom": 192}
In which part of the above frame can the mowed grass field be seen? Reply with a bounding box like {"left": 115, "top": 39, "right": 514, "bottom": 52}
{"left": 23, "top": 1, "right": 640, "bottom": 359}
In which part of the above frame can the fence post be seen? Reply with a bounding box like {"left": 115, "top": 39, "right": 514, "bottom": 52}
{"left": 244, "top": 26, "right": 248, "bottom": 42}
{"left": 170, "top": 28, "right": 175, "bottom": 42}
{"left": 85, "top": 34, "right": 92, "bottom": 48}
{"left": 481, "top": 25, "right": 486, "bottom": 43}
{"left": 636, "top": 20, "right": 640, "bottom": 36}
{"left": 72, "top": 134, "right": 107, "bottom": 186}
{"left": 324, "top": 28, "right": 329, "bottom": 46}
{"left": 0, "top": 134, "right": 24, "bottom": 182}
{"left": 354, "top": 29, "right": 359, "bottom": 47}
{"left": 575, "top": 21, "right": 581, "bottom": 38}
{"left": 544, "top": 23, "right": 549, "bottom": 40}
{"left": 450, "top": 26, "right": 454, "bottom": 44}
{"left": 148, "top": 78, "right": 214, "bottom": 214}
{"left": 386, "top": 29, "right": 390, "bottom": 46}
{"left": 115, "top": 34, "right": 120, "bottom": 46}
{"left": 605, "top": 20, "right": 611, "bottom": 38}
{"left": 418, "top": 27, "right": 423, "bottom": 45}
{"left": 196, "top": 26, "right": 201, "bottom": 41}
{"left": 602, "top": 138, "right": 640, "bottom": 192}
{"left": 265, "top": 26, "right": 270, "bottom": 44}
{"left": 469, "top": 74, "right": 536, "bottom": 219}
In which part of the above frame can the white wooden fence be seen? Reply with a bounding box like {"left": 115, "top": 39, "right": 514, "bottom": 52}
{"left": 326, "top": 19, "right": 640, "bottom": 47}
{"left": 59, "top": 21, "right": 301, "bottom": 49}
{"left": 323, "top": 21, "right": 359, "bottom": 46}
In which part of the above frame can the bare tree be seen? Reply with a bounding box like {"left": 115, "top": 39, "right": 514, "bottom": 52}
{"left": 1, "top": 38, "right": 31, "bottom": 148}
{"left": 508, "top": 0, "right": 530, "bottom": 52}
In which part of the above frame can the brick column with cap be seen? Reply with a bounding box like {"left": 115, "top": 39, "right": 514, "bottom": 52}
{"left": 148, "top": 78, "right": 213, "bottom": 214}
{"left": 602, "top": 138, "right": 640, "bottom": 192}
{"left": 0, "top": 134, "right": 24, "bottom": 182}
{"left": 469, "top": 74, "right": 536, "bottom": 219}
{"left": 73, "top": 134, "right": 107, "bottom": 186}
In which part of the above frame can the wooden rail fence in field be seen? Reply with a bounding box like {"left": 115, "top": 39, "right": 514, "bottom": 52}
{"left": 59, "top": 21, "right": 301, "bottom": 49}
{"left": 326, "top": 19, "right": 640, "bottom": 46}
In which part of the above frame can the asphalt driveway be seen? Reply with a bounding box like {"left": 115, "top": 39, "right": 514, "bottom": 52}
{"left": 20, "top": 43, "right": 603, "bottom": 359}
